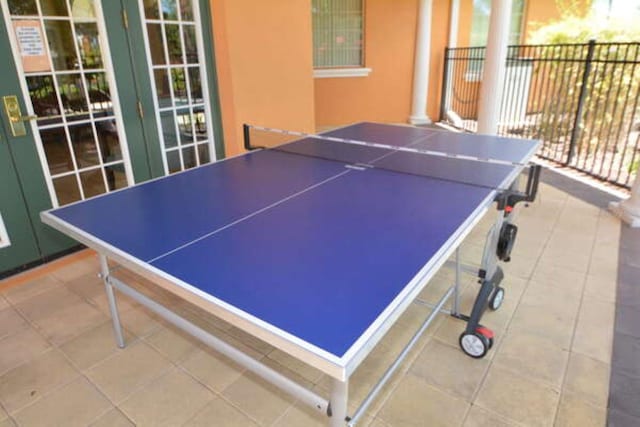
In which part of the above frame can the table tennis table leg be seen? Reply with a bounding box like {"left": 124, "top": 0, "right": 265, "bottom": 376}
{"left": 99, "top": 254, "right": 125, "bottom": 348}
{"left": 451, "top": 248, "right": 461, "bottom": 316}
{"left": 330, "top": 379, "right": 348, "bottom": 427}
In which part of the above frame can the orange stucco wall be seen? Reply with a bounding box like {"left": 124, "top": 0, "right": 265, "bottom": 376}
{"left": 210, "top": 0, "right": 316, "bottom": 156}
{"left": 314, "top": 0, "right": 450, "bottom": 128}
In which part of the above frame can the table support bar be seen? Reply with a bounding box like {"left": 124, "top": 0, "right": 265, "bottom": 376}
{"left": 106, "top": 275, "right": 330, "bottom": 416}
{"left": 99, "top": 255, "right": 124, "bottom": 348}
{"left": 348, "top": 286, "right": 454, "bottom": 426}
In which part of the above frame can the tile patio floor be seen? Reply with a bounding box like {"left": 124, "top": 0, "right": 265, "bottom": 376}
{"left": 0, "top": 181, "right": 629, "bottom": 426}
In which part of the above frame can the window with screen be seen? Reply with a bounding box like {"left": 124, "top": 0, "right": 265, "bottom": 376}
{"left": 470, "top": 0, "right": 524, "bottom": 47}
{"left": 312, "top": 0, "right": 364, "bottom": 68}
{"left": 467, "top": 0, "right": 525, "bottom": 79}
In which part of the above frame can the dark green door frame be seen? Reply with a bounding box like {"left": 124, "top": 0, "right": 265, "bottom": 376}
{"left": 108, "top": 0, "right": 225, "bottom": 181}
{"left": 0, "top": 13, "right": 76, "bottom": 274}
{"left": 0, "top": 0, "right": 225, "bottom": 276}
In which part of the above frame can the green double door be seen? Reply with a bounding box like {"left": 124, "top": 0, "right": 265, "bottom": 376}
{"left": 0, "top": 0, "right": 223, "bottom": 276}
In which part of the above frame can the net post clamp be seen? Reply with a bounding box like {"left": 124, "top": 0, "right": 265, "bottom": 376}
{"left": 494, "top": 164, "right": 542, "bottom": 211}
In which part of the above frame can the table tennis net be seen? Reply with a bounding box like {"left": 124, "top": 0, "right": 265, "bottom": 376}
{"left": 243, "top": 124, "right": 528, "bottom": 191}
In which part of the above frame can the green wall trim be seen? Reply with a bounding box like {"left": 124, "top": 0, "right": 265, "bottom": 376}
{"left": 198, "top": 0, "right": 225, "bottom": 160}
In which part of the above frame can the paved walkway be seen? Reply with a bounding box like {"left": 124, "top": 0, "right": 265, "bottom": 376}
{"left": 0, "top": 177, "right": 632, "bottom": 426}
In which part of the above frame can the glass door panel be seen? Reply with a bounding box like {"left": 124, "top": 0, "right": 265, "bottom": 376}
{"left": 5, "top": 0, "right": 132, "bottom": 207}
{"left": 140, "top": 0, "right": 215, "bottom": 174}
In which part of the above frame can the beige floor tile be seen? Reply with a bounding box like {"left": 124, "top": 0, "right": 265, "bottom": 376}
{"left": 535, "top": 252, "right": 591, "bottom": 276}
{"left": 272, "top": 401, "right": 327, "bottom": 427}
{"left": 519, "top": 281, "right": 582, "bottom": 318}
{"left": 588, "top": 247, "right": 619, "bottom": 277}
{"left": 222, "top": 370, "right": 295, "bottom": 426}
{"left": 555, "top": 392, "right": 607, "bottom": 427}
{"left": 15, "top": 286, "right": 107, "bottom": 345}
{"left": 589, "top": 254, "right": 619, "bottom": 280}
{"left": 260, "top": 354, "right": 317, "bottom": 391}
{"left": 180, "top": 346, "right": 247, "bottom": 393}
{"left": 378, "top": 374, "right": 469, "bottom": 427}
{"left": 501, "top": 254, "right": 539, "bottom": 280}
{"left": 398, "top": 297, "right": 456, "bottom": 332}
{"left": 475, "top": 366, "right": 560, "bottom": 427}
{"left": 51, "top": 257, "right": 99, "bottom": 283}
{"left": 410, "top": 339, "right": 489, "bottom": 401}
{"left": 563, "top": 353, "right": 610, "bottom": 408}
{"left": 266, "top": 349, "right": 324, "bottom": 385}
{"left": 118, "top": 306, "right": 163, "bottom": 338}
{"left": 14, "top": 286, "right": 84, "bottom": 321}
{"left": 64, "top": 273, "right": 139, "bottom": 314}
{"left": 462, "top": 404, "right": 519, "bottom": 427}
{"left": 459, "top": 242, "right": 486, "bottom": 264}
{"left": 379, "top": 311, "right": 441, "bottom": 362}
{"left": 572, "top": 297, "right": 615, "bottom": 364}
{"left": 367, "top": 417, "right": 392, "bottom": 427}
{"left": 0, "top": 418, "right": 15, "bottom": 427}
{"left": 508, "top": 303, "right": 575, "bottom": 349}
{"left": 0, "top": 307, "right": 28, "bottom": 341}
{"left": 89, "top": 290, "right": 141, "bottom": 316}
{"left": 528, "top": 264, "right": 586, "bottom": 295}
{"left": 583, "top": 274, "right": 617, "bottom": 304}
{"left": 144, "top": 325, "right": 201, "bottom": 363}
{"left": 13, "top": 377, "right": 111, "bottom": 427}
{"left": 513, "top": 233, "right": 548, "bottom": 257}
{"left": 0, "top": 349, "right": 79, "bottom": 413}
{"left": 88, "top": 408, "right": 134, "bottom": 427}
{"left": 0, "top": 295, "right": 8, "bottom": 311}
{"left": 64, "top": 271, "right": 103, "bottom": 299}
{"left": 434, "top": 316, "right": 466, "bottom": 348}
{"left": 119, "top": 368, "right": 215, "bottom": 426}
{"left": 221, "top": 327, "right": 275, "bottom": 356}
{"left": 86, "top": 341, "right": 172, "bottom": 403}
{"left": 493, "top": 329, "right": 569, "bottom": 389}
{"left": 183, "top": 396, "right": 258, "bottom": 426}
{"left": 2, "top": 276, "right": 63, "bottom": 305}
{"left": 0, "top": 328, "right": 51, "bottom": 375}
{"left": 59, "top": 321, "right": 134, "bottom": 371}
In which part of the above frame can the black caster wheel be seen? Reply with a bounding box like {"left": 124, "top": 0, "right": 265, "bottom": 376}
{"left": 489, "top": 286, "right": 505, "bottom": 311}
{"left": 459, "top": 331, "right": 490, "bottom": 359}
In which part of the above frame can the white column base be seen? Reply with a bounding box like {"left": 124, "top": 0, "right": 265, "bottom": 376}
{"left": 409, "top": 115, "right": 432, "bottom": 125}
{"left": 609, "top": 201, "right": 640, "bottom": 227}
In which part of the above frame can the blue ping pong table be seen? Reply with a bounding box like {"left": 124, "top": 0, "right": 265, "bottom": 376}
{"left": 41, "top": 122, "right": 541, "bottom": 426}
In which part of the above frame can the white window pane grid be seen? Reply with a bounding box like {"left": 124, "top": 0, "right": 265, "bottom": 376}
{"left": 142, "top": 0, "right": 214, "bottom": 174}
{"left": 11, "top": 0, "right": 127, "bottom": 206}
{"left": 312, "top": 0, "right": 364, "bottom": 68}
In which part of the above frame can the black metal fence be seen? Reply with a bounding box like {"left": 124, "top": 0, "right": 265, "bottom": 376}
{"left": 440, "top": 41, "right": 640, "bottom": 188}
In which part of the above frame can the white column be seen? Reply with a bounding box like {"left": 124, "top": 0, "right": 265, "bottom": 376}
{"left": 409, "top": 0, "right": 433, "bottom": 125}
{"left": 609, "top": 176, "right": 640, "bottom": 227}
{"left": 443, "top": 0, "right": 460, "bottom": 114}
{"left": 448, "top": 0, "right": 460, "bottom": 49}
{"left": 477, "top": 0, "right": 513, "bottom": 135}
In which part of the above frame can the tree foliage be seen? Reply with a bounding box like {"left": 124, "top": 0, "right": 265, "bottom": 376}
{"left": 526, "top": 8, "right": 640, "bottom": 183}
{"left": 529, "top": 11, "right": 640, "bottom": 44}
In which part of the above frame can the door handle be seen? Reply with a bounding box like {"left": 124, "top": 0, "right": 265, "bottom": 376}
{"left": 3, "top": 95, "right": 32, "bottom": 136}
{"left": 10, "top": 114, "right": 38, "bottom": 123}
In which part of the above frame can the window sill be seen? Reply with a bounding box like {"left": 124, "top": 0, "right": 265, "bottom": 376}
{"left": 314, "top": 68, "right": 372, "bottom": 78}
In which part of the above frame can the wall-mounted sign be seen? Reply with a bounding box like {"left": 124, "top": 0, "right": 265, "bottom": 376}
{"left": 13, "top": 20, "right": 50, "bottom": 73}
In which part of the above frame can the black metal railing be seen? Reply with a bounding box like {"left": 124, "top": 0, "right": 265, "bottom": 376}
{"left": 440, "top": 41, "right": 640, "bottom": 188}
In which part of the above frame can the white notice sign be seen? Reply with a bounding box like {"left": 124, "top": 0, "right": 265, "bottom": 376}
{"left": 16, "top": 26, "right": 44, "bottom": 56}
{"left": 13, "top": 20, "right": 50, "bottom": 72}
